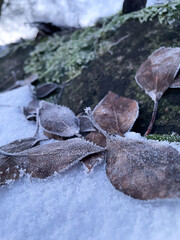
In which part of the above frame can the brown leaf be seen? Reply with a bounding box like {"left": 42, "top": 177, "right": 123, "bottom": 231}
{"left": 170, "top": 72, "right": 180, "bottom": 88}
{"left": 82, "top": 131, "right": 106, "bottom": 172}
{"left": 135, "top": 47, "right": 180, "bottom": 135}
{"left": 1, "top": 138, "right": 105, "bottom": 179}
{"left": 36, "top": 83, "right": 58, "bottom": 98}
{"left": 135, "top": 47, "right": 180, "bottom": 101}
{"left": 106, "top": 137, "right": 180, "bottom": 200}
{"left": 82, "top": 152, "right": 105, "bottom": 173}
{"left": 0, "top": 137, "right": 40, "bottom": 153}
{"left": 39, "top": 101, "right": 80, "bottom": 137}
{"left": 0, "top": 137, "right": 41, "bottom": 185}
{"left": 0, "top": 159, "right": 20, "bottom": 185}
{"left": 78, "top": 115, "right": 95, "bottom": 133}
{"left": 43, "top": 130, "right": 63, "bottom": 140}
{"left": 93, "top": 91, "right": 139, "bottom": 136}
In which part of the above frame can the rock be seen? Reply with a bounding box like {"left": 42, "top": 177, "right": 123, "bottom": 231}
{"left": 106, "top": 137, "right": 180, "bottom": 200}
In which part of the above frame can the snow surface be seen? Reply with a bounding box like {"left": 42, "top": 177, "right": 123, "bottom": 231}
{"left": 0, "top": 0, "right": 174, "bottom": 45}
{"left": 0, "top": 86, "right": 180, "bottom": 240}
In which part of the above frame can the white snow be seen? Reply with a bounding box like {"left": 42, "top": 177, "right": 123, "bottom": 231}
{"left": 0, "top": 86, "right": 180, "bottom": 240}
{"left": 0, "top": 0, "right": 174, "bottom": 45}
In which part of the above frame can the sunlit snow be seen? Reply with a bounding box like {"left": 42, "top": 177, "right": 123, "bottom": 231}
{"left": 0, "top": 86, "right": 180, "bottom": 240}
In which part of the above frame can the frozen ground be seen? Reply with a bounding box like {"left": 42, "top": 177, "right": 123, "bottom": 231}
{"left": 0, "top": 86, "right": 180, "bottom": 240}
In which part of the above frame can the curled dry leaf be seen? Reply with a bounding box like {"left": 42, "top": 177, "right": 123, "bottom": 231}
{"left": 78, "top": 115, "right": 95, "bottom": 133}
{"left": 0, "top": 137, "right": 40, "bottom": 153}
{"left": 136, "top": 47, "right": 180, "bottom": 101}
{"left": 82, "top": 131, "right": 106, "bottom": 172}
{"left": 135, "top": 47, "right": 180, "bottom": 135}
{"left": 36, "top": 83, "right": 59, "bottom": 98}
{"left": 0, "top": 137, "right": 41, "bottom": 185}
{"left": 0, "top": 138, "right": 105, "bottom": 181}
{"left": 23, "top": 99, "right": 41, "bottom": 121}
{"left": 39, "top": 101, "right": 80, "bottom": 137}
{"left": 170, "top": 72, "right": 180, "bottom": 88}
{"left": 106, "top": 137, "right": 180, "bottom": 200}
{"left": 93, "top": 91, "right": 139, "bottom": 136}
{"left": 82, "top": 91, "right": 139, "bottom": 172}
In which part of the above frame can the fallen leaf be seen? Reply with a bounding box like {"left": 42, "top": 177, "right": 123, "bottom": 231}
{"left": 39, "top": 101, "right": 80, "bottom": 137}
{"left": 0, "top": 159, "right": 20, "bottom": 185}
{"left": 170, "top": 72, "right": 180, "bottom": 88}
{"left": 0, "top": 137, "right": 40, "bottom": 153}
{"left": 82, "top": 131, "right": 106, "bottom": 172}
{"left": 78, "top": 115, "right": 95, "bottom": 133}
{"left": 0, "top": 137, "right": 41, "bottom": 185}
{"left": 23, "top": 99, "right": 41, "bottom": 121}
{"left": 82, "top": 153, "right": 105, "bottom": 173}
{"left": 0, "top": 138, "right": 105, "bottom": 180}
{"left": 106, "top": 137, "right": 180, "bottom": 200}
{"left": 135, "top": 47, "right": 180, "bottom": 135}
{"left": 93, "top": 91, "right": 139, "bottom": 136}
{"left": 43, "top": 130, "right": 63, "bottom": 140}
{"left": 36, "top": 82, "right": 59, "bottom": 98}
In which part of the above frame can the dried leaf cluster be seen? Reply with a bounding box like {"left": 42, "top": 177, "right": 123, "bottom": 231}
{"left": 0, "top": 47, "right": 180, "bottom": 200}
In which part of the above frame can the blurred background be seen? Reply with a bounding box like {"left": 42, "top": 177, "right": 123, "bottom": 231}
{"left": 0, "top": 0, "right": 173, "bottom": 45}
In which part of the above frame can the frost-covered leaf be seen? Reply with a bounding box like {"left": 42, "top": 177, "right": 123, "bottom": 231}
{"left": 23, "top": 99, "right": 41, "bottom": 121}
{"left": 36, "top": 83, "right": 58, "bottom": 98}
{"left": 106, "top": 138, "right": 180, "bottom": 200}
{"left": 78, "top": 115, "right": 95, "bottom": 133}
{"left": 0, "top": 159, "right": 20, "bottom": 186}
{"left": 170, "top": 72, "right": 180, "bottom": 88}
{"left": 0, "top": 138, "right": 105, "bottom": 179}
{"left": 93, "top": 91, "right": 139, "bottom": 136}
{"left": 39, "top": 101, "right": 80, "bottom": 137}
{"left": 135, "top": 47, "right": 180, "bottom": 135}
{"left": 0, "top": 137, "right": 41, "bottom": 185}
{"left": 135, "top": 47, "right": 180, "bottom": 101}
{"left": 82, "top": 152, "right": 105, "bottom": 173}
{"left": 0, "top": 137, "right": 40, "bottom": 154}
{"left": 82, "top": 131, "right": 106, "bottom": 172}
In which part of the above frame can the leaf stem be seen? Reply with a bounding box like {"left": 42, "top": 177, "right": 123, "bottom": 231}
{"left": 144, "top": 99, "right": 158, "bottom": 136}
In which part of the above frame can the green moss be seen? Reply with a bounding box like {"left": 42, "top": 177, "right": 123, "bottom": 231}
{"left": 146, "top": 134, "right": 180, "bottom": 143}
{"left": 24, "top": 1, "right": 180, "bottom": 84}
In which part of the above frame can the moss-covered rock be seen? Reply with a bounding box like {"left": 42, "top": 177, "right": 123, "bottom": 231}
{"left": 0, "top": 1, "right": 180, "bottom": 135}
{"left": 0, "top": 41, "right": 35, "bottom": 91}
{"left": 24, "top": 1, "right": 180, "bottom": 85}
{"left": 59, "top": 14, "right": 180, "bottom": 135}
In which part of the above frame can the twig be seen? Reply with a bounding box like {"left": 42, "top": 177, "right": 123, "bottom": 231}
{"left": 144, "top": 99, "right": 158, "bottom": 136}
